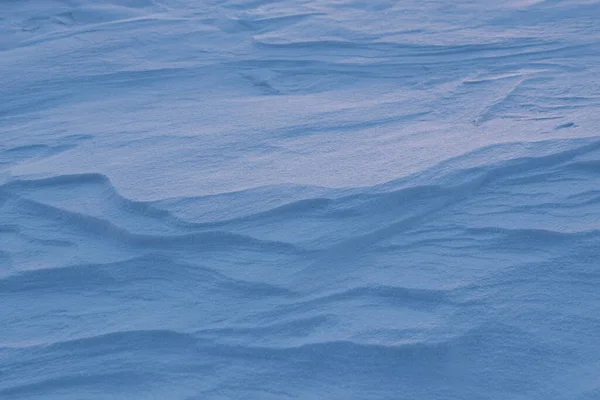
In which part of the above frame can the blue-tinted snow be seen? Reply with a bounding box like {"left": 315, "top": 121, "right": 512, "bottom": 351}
{"left": 1, "top": 0, "right": 600, "bottom": 399}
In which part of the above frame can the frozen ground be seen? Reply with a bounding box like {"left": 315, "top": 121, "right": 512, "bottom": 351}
{"left": 1, "top": 0, "right": 600, "bottom": 399}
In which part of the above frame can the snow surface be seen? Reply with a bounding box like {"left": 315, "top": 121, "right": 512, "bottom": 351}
{"left": 1, "top": 0, "right": 600, "bottom": 399}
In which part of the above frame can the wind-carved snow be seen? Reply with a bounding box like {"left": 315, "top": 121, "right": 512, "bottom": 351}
{"left": 1, "top": 0, "right": 600, "bottom": 399}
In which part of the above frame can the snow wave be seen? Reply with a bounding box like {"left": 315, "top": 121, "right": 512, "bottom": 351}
{"left": 2, "top": 0, "right": 600, "bottom": 399}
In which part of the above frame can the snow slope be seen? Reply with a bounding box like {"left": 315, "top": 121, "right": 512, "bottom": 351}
{"left": 1, "top": 0, "right": 600, "bottom": 399}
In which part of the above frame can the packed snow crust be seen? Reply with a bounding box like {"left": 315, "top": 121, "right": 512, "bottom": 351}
{"left": 2, "top": 0, "right": 600, "bottom": 399}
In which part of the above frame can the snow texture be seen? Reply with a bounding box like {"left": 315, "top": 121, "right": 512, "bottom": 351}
{"left": 1, "top": 0, "right": 600, "bottom": 399}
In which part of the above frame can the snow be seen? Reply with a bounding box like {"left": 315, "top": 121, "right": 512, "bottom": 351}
{"left": 1, "top": 0, "right": 600, "bottom": 399}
